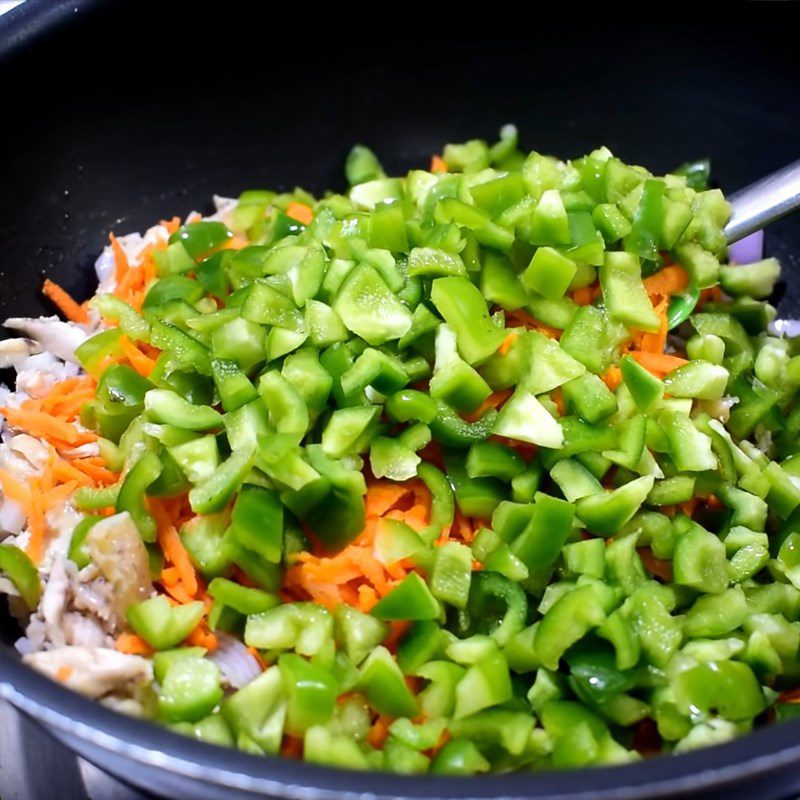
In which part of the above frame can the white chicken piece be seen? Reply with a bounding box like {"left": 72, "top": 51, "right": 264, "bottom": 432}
{"left": 0, "top": 337, "right": 42, "bottom": 370}
{"left": 84, "top": 512, "right": 153, "bottom": 622}
{"left": 9, "top": 434, "right": 51, "bottom": 471}
{"left": 4, "top": 317, "right": 89, "bottom": 364}
{"left": 23, "top": 647, "right": 152, "bottom": 699}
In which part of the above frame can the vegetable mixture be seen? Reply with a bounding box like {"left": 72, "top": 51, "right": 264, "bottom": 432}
{"left": 1, "top": 127, "right": 800, "bottom": 774}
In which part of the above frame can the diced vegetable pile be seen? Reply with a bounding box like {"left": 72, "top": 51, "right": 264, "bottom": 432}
{"left": 5, "top": 125, "right": 800, "bottom": 773}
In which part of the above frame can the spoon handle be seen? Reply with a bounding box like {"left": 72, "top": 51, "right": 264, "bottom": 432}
{"left": 725, "top": 159, "right": 800, "bottom": 243}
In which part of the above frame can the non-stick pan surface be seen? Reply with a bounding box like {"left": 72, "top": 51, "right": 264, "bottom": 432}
{"left": 1, "top": 3, "right": 800, "bottom": 798}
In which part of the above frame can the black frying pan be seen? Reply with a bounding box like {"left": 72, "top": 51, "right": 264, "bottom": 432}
{"left": 2, "top": 3, "right": 800, "bottom": 798}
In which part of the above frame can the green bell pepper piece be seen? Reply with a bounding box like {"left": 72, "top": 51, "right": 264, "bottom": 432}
{"left": 333, "top": 263, "right": 413, "bottom": 345}
{"left": 169, "top": 221, "right": 231, "bottom": 259}
{"left": 535, "top": 585, "right": 608, "bottom": 670}
{"left": 357, "top": 645, "right": 419, "bottom": 717}
{"left": 188, "top": 446, "right": 255, "bottom": 515}
{"left": 334, "top": 604, "right": 389, "bottom": 666}
{"left": 221, "top": 666, "right": 286, "bottom": 754}
{"left": 430, "top": 276, "right": 505, "bottom": 365}
{"left": 562, "top": 372, "right": 618, "bottom": 423}
{"left": 0, "top": 545, "right": 41, "bottom": 610}
{"left": 93, "top": 363, "right": 152, "bottom": 443}
{"left": 675, "top": 661, "right": 765, "bottom": 721}
{"left": 620, "top": 355, "right": 664, "bottom": 414}
{"left": 600, "top": 252, "right": 660, "bottom": 332}
{"left": 127, "top": 595, "right": 205, "bottom": 650}
{"left": 453, "top": 647, "right": 512, "bottom": 718}
{"left": 429, "top": 542, "right": 473, "bottom": 610}
{"left": 575, "top": 475, "right": 654, "bottom": 536}
{"left": 158, "top": 656, "right": 223, "bottom": 724}
{"left": 229, "top": 485, "right": 283, "bottom": 564}
{"left": 144, "top": 389, "right": 221, "bottom": 431}
{"left": 430, "top": 739, "right": 490, "bottom": 775}
{"left": 279, "top": 653, "right": 337, "bottom": 735}
{"left": 521, "top": 246, "right": 577, "bottom": 300}
{"left": 660, "top": 409, "right": 717, "bottom": 472}
{"left": 429, "top": 324, "right": 491, "bottom": 413}
{"left": 115, "top": 452, "right": 162, "bottom": 541}
{"left": 719, "top": 257, "right": 780, "bottom": 299}
{"left": 493, "top": 388, "right": 563, "bottom": 448}
{"left": 210, "top": 358, "right": 257, "bottom": 413}
{"left": 466, "top": 441, "right": 525, "bottom": 481}
{"left": 371, "top": 573, "right": 440, "bottom": 621}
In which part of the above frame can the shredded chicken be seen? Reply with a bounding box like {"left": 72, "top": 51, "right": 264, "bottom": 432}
{"left": 4, "top": 317, "right": 89, "bottom": 364}
{"left": 23, "top": 512, "right": 152, "bottom": 652}
{"left": 0, "top": 337, "right": 42, "bottom": 370}
{"left": 23, "top": 646, "right": 153, "bottom": 699}
{"left": 84, "top": 512, "right": 153, "bottom": 621}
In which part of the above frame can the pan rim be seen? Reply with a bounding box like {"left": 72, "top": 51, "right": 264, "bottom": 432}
{"left": 3, "top": 644, "right": 800, "bottom": 800}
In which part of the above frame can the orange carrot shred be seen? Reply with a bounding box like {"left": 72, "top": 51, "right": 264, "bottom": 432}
{"left": 629, "top": 351, "right": 688, "bottom": 375}
{"left": 642, "top": 264, "right": 689, "bottom": 298}
{"left": 498, "top": 332, "right": 517, "bottom": 356}
{"left": 286, "top": 202, "right": 313, "bottom": 225}
{"left": 281, "top": 735, "right": 304, "bottom": 759}
{"left": 366, "top": 714, "right": 393, "bottom": 749}
{"left": 430, "top": 155, "right": 447, "bottom": 174}
{"left": 42, "top": 279, "right": 89, "bottom": 323}
{"left": 109, "top": 233, "right": 129, "bottom": 283}
{"left": 115, "top": 632, "right": 154, "bottom": 656}
{"left": 56, "top": 665, "right": 74, "bottom": 682}
{"left": 160, "top": 216, "right": 181, "bottom": 234}
{"left": 572, "top": 285, "right": 595, "bottom": 306}
{"left": 120, "top": 335, "right": 157, "bottom": 377}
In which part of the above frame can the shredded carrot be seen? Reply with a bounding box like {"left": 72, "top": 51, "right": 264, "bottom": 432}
{"left": 365, "top": 481, "right": 412, "bottom": 518}
{"left": 72, "top": 458, "right": 118, "bottom": 485}
{"left": 0, "top": 406, "right": 95, "bottom": 446}
{"left": 385, "top": 620, "right": 411, "bottom": 652}
{"left": 429, "top": 728, "right": 451, "bottom": 756}
{"left": 42, "top": 279, "right": 89, "bottom": 324}
{"left": 186, "top": 623, "right": 218, "bottom": 652}
{"left": 115, "top": 632, "right": 154, "bottom": 656}
{"left": 156, "top": 518, "right": 198, "bottom": 597}
{"left": 248, "top": 646, "right": 268, "bottom": 671}
{"left": 603, "top": 367, "right": 623, "bottom": 390}
{"left": 358, "top": 584, "right": 379, "bottom": 612}
{"left": 286, "top": 202, "right": 313, "bottom": 225}
{"left": 462, "top": 388, "right": 513, "bottom": 423}
{"left": 281, "top": 735, "right": 304, "bottom": 759}
{"left": 642, "top": 264, "right": 689, "bottom": 298}
{"left": 679, "top": 497, "right": 698, "bottom": 518}
{"left": 366, "top": 714, "right": 393, "bottom": 748}
{"left": 638, "top": 547, "right": 673, "bottom": 582}
{"left": 109, "top": 233, "right": 129, "bottom": 284}
{"left": 498, "top": 332, "right": 517, "bottom": 356}
{"left": 43, "top": 481, "right": 79, "bottom": 509}
{"left": 779, "top": 687, "right": 800, "bottom": 704}
{"left": 552, "top": 387, "right": 565, "bottom": 416}
{"left": 698, "top": 285, "right": 724, "bottom": 307}
{"left": 629, "top": 351, "right": 688, "bottom": 376}
{"left": 635, "top": 298, "right": 669, "bottom": 354}
{"left": 52, "top": 459, "right": 93, "bottom": 487}
{"left": 120, "top": 335, "right": 157, "bottom": 377}
{"left": 55, "top": 665, "right": 74, "bottom": 682}
{"left": 505, "top": 308, "right": 561, "bottom": 338}
{"left": 571, "top": 285, "right": 595, "bottom": 306}
{"left": 160, "top": 216, "right": 181, "bottom": 234}
{"left": 0, "top": 468, "right": 32, "bottom": 514}
{"left": 26, "top": 492, "right": 46, "bottom": 564}
{"left": 430, "top": 155, "right": 447, "bottom": 174}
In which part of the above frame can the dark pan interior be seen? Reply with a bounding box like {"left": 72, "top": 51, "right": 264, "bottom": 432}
{"left": 1, "top": 3, "right": 800, "bottom": 797}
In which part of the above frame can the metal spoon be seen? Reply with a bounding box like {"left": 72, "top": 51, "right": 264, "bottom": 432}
{"left": 667, "top": 158, "right": 800, "bottom": 328}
